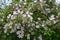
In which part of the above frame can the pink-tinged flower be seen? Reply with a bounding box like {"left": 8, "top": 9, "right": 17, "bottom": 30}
{"left": 49, "top": 15, "right": 55, "bottom": 20}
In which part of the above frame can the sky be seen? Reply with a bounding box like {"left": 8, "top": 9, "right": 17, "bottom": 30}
{"left": 0, "top": 0, "right": 12, "bottom": 8}
{"left": 56, "top": 0, "right": 60, "bottom": 4}
{"left": 6, "top": 0, "right": 12, "bottom": 5}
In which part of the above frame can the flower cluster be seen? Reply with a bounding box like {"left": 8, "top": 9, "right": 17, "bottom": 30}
{"left": 0, "top": 0, "right": 59, "bottom": 40}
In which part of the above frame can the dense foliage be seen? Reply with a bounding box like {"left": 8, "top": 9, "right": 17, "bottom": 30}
{"left": 0, "top": 0, "right": 60, "bottom": 40}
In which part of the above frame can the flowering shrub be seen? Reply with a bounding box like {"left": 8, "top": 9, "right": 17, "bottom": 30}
{"left": 0, "top": 0, "right": 60, "bottom": 40}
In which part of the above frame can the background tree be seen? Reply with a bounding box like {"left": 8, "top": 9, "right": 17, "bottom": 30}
{"left": 0, "top": 0, "right": 60, "bottom": 40}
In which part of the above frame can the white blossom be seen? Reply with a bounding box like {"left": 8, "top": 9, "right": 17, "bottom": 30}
{"left": 34, "top": 0, "right": 37, "bottom": 2}
{"left": 11, "top": 15, "right": 16, "bottom": 20}
{"left": 35, "top": 22, "right": 39, "bottom": 24}
{"left": 38, "top": 35, "right": 42, "bottom": 40}
{"left": 17, "top": 9, "right": 20, "bottom": 13}
{"left": 20, "top": 11, "right": 23, "bottom": 14}
{"left": 38, "top": 17, "right": 41, "bottom": 20}
{"left": 17, "top": 34, "right": 24, "bottom": 38}
{"left": 28, "top": 14, "right": 31, "bottom": 18}
{"left": 26, "top": 11, "right": 29, "bottom": 14}
{"left": 24, "top": 2, "right": 27, "bottom": 5}
{"left": 15, "top": 23, "right": 21, "bottom": 29}
{"left": 16, "top": 30, "right": 24, "bottom": 38}
{"left": 9, "top": 26, "right": 12, "bottom": 28}
{"left": 42, "top": 23, "right": 45, "bottom": 27}
{"left": 4, "top": 29, "right": 7, "bottom": 33}
{"left": 7, "top": 14, "right": 12, "bottom": 19}
{"left": 36, "top": 25, "right": 40, "bottom": 28}
{"left": 13, "top": 11, "right": 17, "bottom": 15}
{"left": 24, "top": 0, "right": 27, "bottom": 2}
{"left": 53, "top": 20, "right": 58, "bottom": 24}
{"left": 39, "top": 0, "right": 43, "bottom": 2}
{"left": 10, "top": 29, "right": 15, "bottom": 33}
{"left": 23, "top": 14, "right": 26, "bottom": 17}
{"left": 27, "top": 34, "right": 30, "bottom": 39}
{"left": 20, "top": 0, "right": 22, "bottom": 2}
{"left": 49, "top": 15, "right": 55, "bottom": 20}
{"left": 30, "top": 12, "right": 33, "bottom": 15}
{"left": 16, "top": 31, "right": 21, "bottom": 35}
